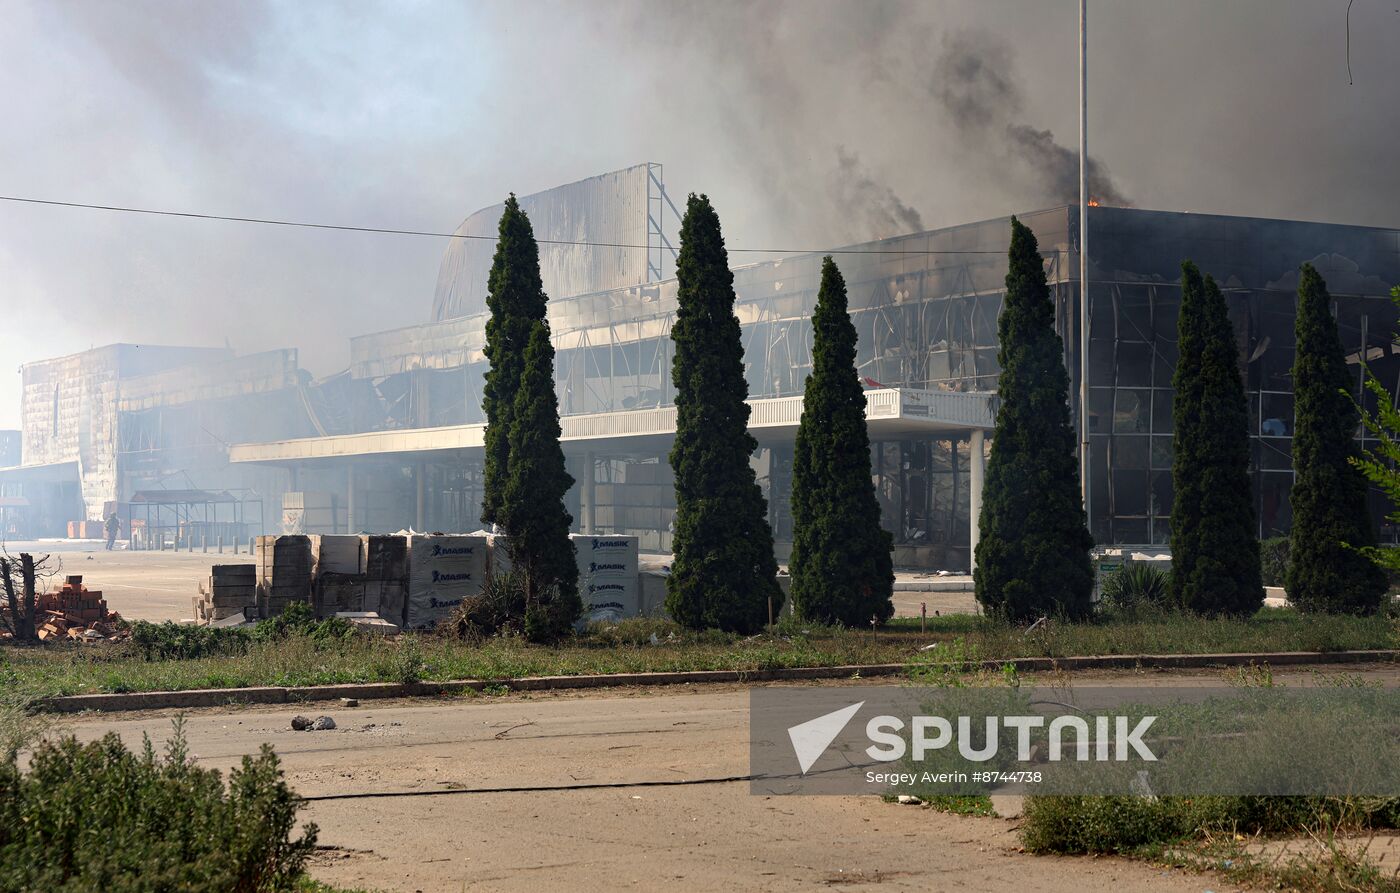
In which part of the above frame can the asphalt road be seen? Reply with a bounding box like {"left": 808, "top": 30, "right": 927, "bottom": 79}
{"left": 57, "top": 676, "right": 1324, "bottom": 892}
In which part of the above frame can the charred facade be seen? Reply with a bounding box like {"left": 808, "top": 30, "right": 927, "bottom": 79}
{"left": 4, "top": 167, "right": 1398, "bottom": 568}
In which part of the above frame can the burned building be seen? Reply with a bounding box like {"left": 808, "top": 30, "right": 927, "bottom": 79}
{"left": 2, "top": 345, "right": 310, "bottom": 542}
{"left": 6, "top": 164, "right": 1399, "bottom": 567}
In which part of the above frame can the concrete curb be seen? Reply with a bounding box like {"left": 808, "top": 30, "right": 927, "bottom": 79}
{"left": 35, "top": 649, "right": 1398, "bottom": 714}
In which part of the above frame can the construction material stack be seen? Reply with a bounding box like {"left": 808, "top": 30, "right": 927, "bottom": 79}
{"left": 255, "top": 535, "right": 313, "bottom": 618}
{"left": 33, "top": 575, "right": 125, "bottom": 640}
{"left": 193, "top": 564, "right": 257, "bottom": 624}
{"left": 311, "top": 534, "right": 365, "bottom": 618}
{"left": 363, "top": 534, "right": 408, "bottom": 628}
{"left": 571, "top": 534, "right": 640, "bottom": 622}
{"left": 405, "top": 534, "right": 487, "bottom": 630}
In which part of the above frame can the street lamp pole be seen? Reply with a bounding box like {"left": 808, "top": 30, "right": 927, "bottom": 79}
{"left": 1078, "top": 0, "right": 1091, "bottom": 519}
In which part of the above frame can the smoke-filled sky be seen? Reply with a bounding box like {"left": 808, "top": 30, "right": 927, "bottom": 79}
{"left": 2, "top": 0, "right": 1397, "bottom": 428}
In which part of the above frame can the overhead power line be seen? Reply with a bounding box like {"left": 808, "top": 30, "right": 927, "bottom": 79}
{"left": 0, "top": 193, "right": 1018, "bottom": 257}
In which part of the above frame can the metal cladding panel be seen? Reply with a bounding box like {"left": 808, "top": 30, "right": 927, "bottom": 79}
{"left": 118, "top": 349, "right": 300, "bottom": 410}
{"left": 19, "top": 344, "right": 233, "bottom": 519}
{"left": 0, "top": 431, "right": 19, "bottom": 468}
{"left": 350, "top": 316, "right": 483, "bottom": 378}
{"left": 431, "top": 164, "right": 652, "bottom": 322}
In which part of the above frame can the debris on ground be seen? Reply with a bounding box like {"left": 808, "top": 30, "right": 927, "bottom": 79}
{"left": 896, "top": 795, "right": 923, "bottom": 805}
{"left": 333, "top": 612, "right": 400, "bottom": 635}
{"left": 291, "top": 715, "right": 337, "bottom": 731}
{"left": 15, "top": 575, "right": 129, "bottom": 643}
{"left": 340, "top": 698, "right": 359, "bottom": 707}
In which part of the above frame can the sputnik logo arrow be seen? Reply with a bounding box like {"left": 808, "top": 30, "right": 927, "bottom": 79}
{"left": 787, "top": 701, "right": 864, "bottom": 774}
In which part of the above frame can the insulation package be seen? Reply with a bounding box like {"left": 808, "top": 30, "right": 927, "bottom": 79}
{"left": 570, "top": 534, "right": 640, "bottom": 622}
{"left": 362, "top": 534, "right": 409, "bottom": 627}
{"left": 405, "top": 534, "right": 487, "bottom": 630}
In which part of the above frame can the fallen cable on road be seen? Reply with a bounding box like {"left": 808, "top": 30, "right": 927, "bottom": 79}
{"left": 301, "top": 773, "right": 759, "bottom": 801}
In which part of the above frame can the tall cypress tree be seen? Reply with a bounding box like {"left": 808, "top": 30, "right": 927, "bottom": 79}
{"left": 481, "top": 196, "right": 547, "bottom": 527}
{"left": 1170, "top": 263, "right": 1261, "bottom": 615}
{"left": 1170, "top": 263, "right": 1207, "bottom": 608}
{"left": 499, "top": 321, "right": 581, "bottom": 641}
{"left": 1286, "top": 263, "right": 1387, "bottom": 614}
{"left": 974, "top": 217, "right": 1094, "bottom": 621}
{"left": 789, "top": 257, "right": 894, "bottom": 626}
{"left": 667, "top": 193, "right": 781, "bottom": 633}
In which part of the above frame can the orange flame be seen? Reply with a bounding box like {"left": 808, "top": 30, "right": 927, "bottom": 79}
{"left": 1087, "top": 199, "right": 1100, "bottom": 207}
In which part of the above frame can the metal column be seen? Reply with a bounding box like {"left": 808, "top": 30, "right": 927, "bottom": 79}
{"left": 581, "top": 451, "right": 596, "bottom": 533}
{"left": 415, "top": 461, "right": 426, "bottom": 532}
{"left": 969, "top": 429, "right": 986, "bottom": 569}
{"left": 346, "top": 465, "right": 355, "bottom": 535}
{"left": 1078, "top": 0, "right": 1092, "bottom": 518}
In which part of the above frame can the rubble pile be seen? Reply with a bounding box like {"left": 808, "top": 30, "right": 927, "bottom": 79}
{"left": 25, "top": 575, "right": 127, "bottom": 642}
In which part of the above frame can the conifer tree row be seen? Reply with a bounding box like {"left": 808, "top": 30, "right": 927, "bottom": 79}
{"left": 974, "top": 217, "right": 1093, "bottom": 622}
{"left": 482, "top": 196, "right": 548, "bottom": 527}
{"left": 1170, "top": 262, "right": 1261, "bottom": 615}
{"left": 667, "top": 194, "right": 781, "bottom": 633}
{"left": 1286, "top": 263, "right": 1387, "bottom": 614}
{"left": 790, "top": 257, "right": 894, "bottom": 626}
{"left": 499, "top": 321, "right": 581, "bottom": 640}
{"left": 481, "top": 197, "right": 580, "bottom": 639}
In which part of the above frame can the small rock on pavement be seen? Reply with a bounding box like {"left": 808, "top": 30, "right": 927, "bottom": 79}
{"left": 340, "top": 697, "right": 359, "bottom": 707}
{"left": 896, "top": 795, "right": 922, "bottom": 805}
{"left": 291, "top": 715, "right": 336, "bottom": 731}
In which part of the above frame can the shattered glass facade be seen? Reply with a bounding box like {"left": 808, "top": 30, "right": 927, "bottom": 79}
{"left": 1083, "top": 207, "right": 1400, "bottom": 544}
{"left": 10, "top": 193, "right": 1399, "bottom": 563}
{"left": 337, "top": 205, "right": 1400, "bottom": 557}
{"left": 343, "top": 208, "right": 1072, "bottom": 567}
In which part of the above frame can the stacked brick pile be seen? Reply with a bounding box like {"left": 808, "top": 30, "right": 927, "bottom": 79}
{"left": 31, "top": 575, "right": 126, "bottom": 641}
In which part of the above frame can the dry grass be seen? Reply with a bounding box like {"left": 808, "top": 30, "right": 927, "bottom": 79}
{"left": 0, "top": 607, "right": 1393, "bottom": 701}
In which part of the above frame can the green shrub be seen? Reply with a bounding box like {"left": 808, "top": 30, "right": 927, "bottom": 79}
{"left": 1260, "top": 536, "right": 1290, "bottom": 587}
{"left": 1099, "top": 563, "right": 1173, "bottom": 612}
{"left": 132, "top": 604, "right": 354, "bottom": 661}
{"left": 1021, "top": 794, "right": 1400, "bottom": 855}
{"left": 132, "top": 620, "right": 253, "bottom": 660}
{"left": 0, "top": 722, "right": 316, "bottom": 891}
{"left": 251, "top": 601, "right": 354, "bottom": 644}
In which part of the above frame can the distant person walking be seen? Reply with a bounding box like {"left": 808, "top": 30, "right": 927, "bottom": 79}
{"left": 104, "top": 512, "right": 120, "bottom": 550}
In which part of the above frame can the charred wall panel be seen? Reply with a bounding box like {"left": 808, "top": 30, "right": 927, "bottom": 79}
{"left": 431, "top": 164, "right": 653, "bottom": 322}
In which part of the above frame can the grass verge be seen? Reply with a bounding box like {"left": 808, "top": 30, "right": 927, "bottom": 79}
{"left": 0, "top": 607, "right": 1393, "bottom": 701}
{"left": 1022, "top": 795, "right": 1400, "bottom": 891}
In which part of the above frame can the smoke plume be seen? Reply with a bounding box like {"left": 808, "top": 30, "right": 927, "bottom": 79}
{"left": 831, "top": 148, "right": 924, "bottom": 240}
{"left": 4, "top": 0, "right": 1398, "bottom": 428}
{"left": 932, "top": 29, "right": 1130, "bottom": 207}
